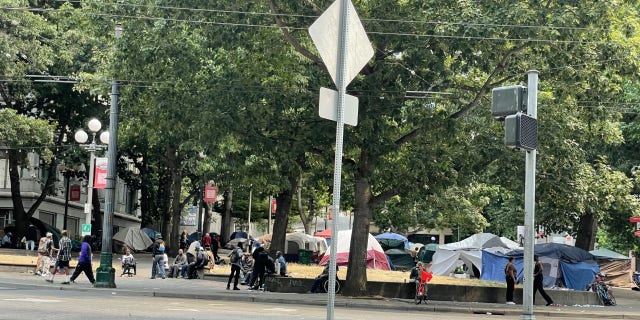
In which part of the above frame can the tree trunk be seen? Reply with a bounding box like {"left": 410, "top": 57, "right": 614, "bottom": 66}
{"left": 297, "top": 174, "right": 311, "bottom": 234}
{"left": 220, "top": 187, "right": 233, "bottom": 243}
{"left": 202, "top": 201, "right": 211, "bottom": 234}
{"left": 160, "top": 146, "right": 176, "bottom": 239}
{"left": 575, "top": 210, "right": 598, "bottom": 251}
{"left": 91, "top": 188, "right": 102, "bottom": 236}
{"left": 270, "top": 175, "right": 297, "bottom": 256}
{"left": 139, "top": 157, "right": 153, "bottom": 227}
{"left": 168, "top": 166, "right": 183, "bottom": 256}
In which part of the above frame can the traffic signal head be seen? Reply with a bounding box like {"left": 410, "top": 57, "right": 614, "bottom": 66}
{"left": 504, "top": 113, "right": 537, "bottom": 151}
{"left": 491, "top": 85, "right": 527, "bottom": 120}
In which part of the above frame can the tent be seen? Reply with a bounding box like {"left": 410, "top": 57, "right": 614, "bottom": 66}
{"left": 224, "top": 237, "right": 247, "bottom": 250}
{"left": 416, "top": 243, "right": 439, "bottom": 263}
{"left": 319, "top": 229, "right": 391, "bottom": 270}
{"left": 430, "top": 233, "right": 519, "bottom": 276}
{"left": 385, "top": 248, "right": 415, "bottom": 270}
{"left": 112, "top": 227, "right": 153, "bottom": 252}
{"left": 286, "top": 232, "right": 328, "bottom": 254}
{"left": 590, "top": 248, "right": 633, "bottom": 288}
{"left": 141, "top": 228, "right": 161, "bottom": 241}
{"left": 375, "top": 232, "right": 410, "bottom": 250}
{"left": 481, "top": 243, "right": 600, "bottom": 290}
{"left": 314, "top": 228, "right": 332, "bottom": 239}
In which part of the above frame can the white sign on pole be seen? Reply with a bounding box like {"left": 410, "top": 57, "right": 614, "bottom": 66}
{"left": 318, "top": 87, "right": 358, "bottom": 126}
{"left": 309, "top": 0, "right": 374, "bottom": 87}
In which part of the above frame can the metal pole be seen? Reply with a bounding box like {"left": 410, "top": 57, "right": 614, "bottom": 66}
{"left": 95, "top": 23, "right": 122, "bottom": 288}
{"left": 327, "top": 1, "right": 350, "bottom": 319}
{"left": 247, "top": 186, "right": 252, "bottom": 239}
{"left": 63, "top": 173, "right": 70, "bottom": 230}
{"left": 521, "top": 70, "right": 538, "bottom": 320}
{"left": 85, "top": 151, "right": 95, "bottom": 228}
{"left": 268, "top": 195, "right": 272, "bottom": 234}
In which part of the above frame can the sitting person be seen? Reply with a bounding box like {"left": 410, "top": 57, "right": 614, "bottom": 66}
{"left": 309, "top": 264, "right": 338, "bottom": 293}
{"left": 168, "top": 249, "right": 188, "bottom": 278}
{"left": 186, "top": 245, "right": 209, "bottom": 279}
{"left": 121, "top": 248, "right": 136, "bottom": 276}
{"left": 2, "top": 232, "right": 13, "bottom": 248}
{"left": 275, "top": 251, "right": 288, "bottom": 276}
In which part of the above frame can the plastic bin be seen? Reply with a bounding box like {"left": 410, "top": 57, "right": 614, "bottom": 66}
{"left": 298, "top": 249, "right": 313, "bottom": 265}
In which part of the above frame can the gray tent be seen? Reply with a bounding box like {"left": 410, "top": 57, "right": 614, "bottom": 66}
{"left": 112, "top": 227, "right": 153, "bottom": 252}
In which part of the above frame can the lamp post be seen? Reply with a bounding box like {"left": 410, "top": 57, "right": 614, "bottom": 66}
{"left": 74, "top": 119, "right": 109, "bottom": 232}
{"left": 95, "top": 22, "right": 122, "bottom": 288}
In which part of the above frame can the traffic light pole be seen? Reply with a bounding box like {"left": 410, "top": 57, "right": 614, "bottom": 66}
{"left": 521, "top": 70, "right": 538, "bottom": 320}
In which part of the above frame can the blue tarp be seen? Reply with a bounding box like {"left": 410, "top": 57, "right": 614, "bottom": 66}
{"left": 481, "top": 243, "right": 600, "bottom": 290}
{"left": 561, "top": 260, "right": 600, "bottom": 291}
{"left": 141, "top": 228, "right": 160, "bottom": 241}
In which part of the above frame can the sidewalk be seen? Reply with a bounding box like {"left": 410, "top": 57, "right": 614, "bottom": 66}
{"left": 1, "top": 249, "right": 640, "bottom": 319}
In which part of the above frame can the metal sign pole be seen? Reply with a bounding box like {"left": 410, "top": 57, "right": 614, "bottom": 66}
{"left": 521, "top": 70, "right": 538, "bottom": 320}
{"left": 326, "top": 0, "right": 350, "bottom": 319}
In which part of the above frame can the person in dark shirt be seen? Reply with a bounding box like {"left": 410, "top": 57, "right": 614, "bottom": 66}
{"left": 505, "top": 257, "right": 517, "bottom": 304}
{"left": 533, "top": 255, "right": 556, "bottom": 306}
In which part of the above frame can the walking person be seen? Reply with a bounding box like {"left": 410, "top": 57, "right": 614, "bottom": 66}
{"left": 37, "top": 233, "right": 54, "bottom": 276}
{"left": 505, "top": 257, "right": 516, "bottom": 304}
{"left": 227, "top": 243, "right": 243, "bottom": 290}
{"left": 150, "top": 234, "right": 166, "bottom": 279}
{"left": 533, "top": 255, "right": 556, "bottom": 306}
{"left": 47, "top": 230, "right": 72, "bottom": 284}
{"left": 70, "top": 235, "right": 95, "bottom": 284}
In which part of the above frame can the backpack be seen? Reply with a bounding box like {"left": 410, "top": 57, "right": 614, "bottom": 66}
{"left": 229, "top": 249, "right": 240, "bottom": 263}
{"left": 158, "top": 241, "right": 165, "bottom": 252}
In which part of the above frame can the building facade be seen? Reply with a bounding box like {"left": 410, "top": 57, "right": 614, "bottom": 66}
{"left": 0, "top": 153, "right": 140, "bottom": 240}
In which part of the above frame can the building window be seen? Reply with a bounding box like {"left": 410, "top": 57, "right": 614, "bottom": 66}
{"left": 0, "top": 159, "right": 8, "bottom": 189}
{"left": 39, "top": 212, "right": 55, "bottom": 227}
{"left": 67, "top": 217, "right": 79, "bottom": 240}
{"left": 0, "top": 209, "right": 13, "bottom": 229}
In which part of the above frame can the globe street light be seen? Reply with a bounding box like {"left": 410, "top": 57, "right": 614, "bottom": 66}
{"left": 74, "top": 118, "right": 109, "bottom": 234}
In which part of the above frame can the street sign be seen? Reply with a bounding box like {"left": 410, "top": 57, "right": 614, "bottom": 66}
{"left": 318, "top": 87, "right": 358, "bottom": 126}
{"left": 81, "top": 223, "right": 91, "bottom": 236}
{"left": 629, "top": 216, "right": 640, "bottom": 223}
{"left": 309, "top": 0, "right": 374, "bottom": 87}
{"left": 204, "top": 185, "right": 218, "bottom": 203}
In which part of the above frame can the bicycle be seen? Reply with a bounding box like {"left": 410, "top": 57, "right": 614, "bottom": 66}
{"left": 413, "top": 265, "right": 432, "bottom": 304}
{"left": 588, "top": 273, "right": 616, "bottom": 306}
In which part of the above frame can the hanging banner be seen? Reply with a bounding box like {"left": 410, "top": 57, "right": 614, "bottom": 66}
{"left": 271, "top": 198, "right": 277, "bottom": 213}
{"left": 94, "top": 157, "right": 108, "bottom": 189}
{"left": 181, "top": 206, "right": 198, "bottom": 226}
{"left": 203, "top": 185, "right": 218, "bottom": 203}
{"left": 70, "top": 184, "right": 81, "bottom": 201}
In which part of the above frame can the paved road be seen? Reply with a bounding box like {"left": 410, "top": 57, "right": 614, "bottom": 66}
{"left": 1, "top": 249, "right": 640, "bottom": 319}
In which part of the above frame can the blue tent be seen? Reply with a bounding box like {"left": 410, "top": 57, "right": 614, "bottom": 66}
{"left": 141, "top": 228, "right": 161, "bottom": 241}
{"left": 375, "top": 232, "right": 410, "bottom": 250}
{"left": 481, "top": 243, "right": 599, "bottom": 290}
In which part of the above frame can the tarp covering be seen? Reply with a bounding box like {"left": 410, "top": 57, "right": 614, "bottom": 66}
{"left": 319, "top": 229, "right": 391, "bottom": 270}
{"left": 112, "top": 227, "right": 153, "bottom": 251}
{"left": 286, "top": 232, "right": 328, "bottom": 254}
{"left": 439, "top": 233, "right": 520, "bottom": 251}
{"left": 375, "top": 232, "right": 410, "bottom": 250}
{"left": 385, "top": 248, "right": 415, "bottom": 270}
{"left": 141, "top": 228, "right": 160, "bottom": 241}
{"left": 561, "top": 260, "right": 600, "bottom": 291}
{"left": 590, "top": 248, "right": 630, "bottom": 261}
{"left": 590, "top": 248, "right": 633, "bottom": 288}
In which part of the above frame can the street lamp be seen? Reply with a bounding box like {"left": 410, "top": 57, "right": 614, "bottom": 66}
{"left": 95, "top": 22, "right": 122, "bottom": 288}
{"left": 74, "top": 119, "right": 109, "bottom": 233}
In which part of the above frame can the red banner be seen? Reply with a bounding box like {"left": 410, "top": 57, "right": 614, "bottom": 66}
{"left": 204, "top": 185, "right": 218, "bottom": 203}
{"left": 94, "top": 157, "right": 108, "bottom": 189}
{"left": 70, "top": 184, "right": 81, "bottom": 201}
{"left": 271, "top": 198, "right": 277, "bottom": 213}
{"left": 630, "top": 216, "right": 640, "bottom": 223}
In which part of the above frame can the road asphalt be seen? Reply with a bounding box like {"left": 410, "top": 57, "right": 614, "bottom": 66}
{"left": 1, "top": 249, "right": 640, "bottom": 319}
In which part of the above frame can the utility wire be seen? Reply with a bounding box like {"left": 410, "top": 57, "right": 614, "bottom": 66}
{"left": 0, "top": 6, "right": 618, "bottom": 44}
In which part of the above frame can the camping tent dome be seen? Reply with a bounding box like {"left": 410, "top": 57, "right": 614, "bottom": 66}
{"left": 319, "top": 229, "right": 390, "bottom": 270}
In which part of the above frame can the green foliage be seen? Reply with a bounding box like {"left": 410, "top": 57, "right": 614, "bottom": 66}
{"left": 0, "top": 108, "right": 55, "bottom": 164}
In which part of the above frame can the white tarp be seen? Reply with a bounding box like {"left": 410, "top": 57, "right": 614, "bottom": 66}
{"left": 112, "top": 227, "right": 153, "bottom": 251}
{"left": 431, "top": 233, "right": 519, "bottom": 276}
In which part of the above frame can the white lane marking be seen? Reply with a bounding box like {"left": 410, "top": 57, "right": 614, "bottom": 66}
{"left": 4, "top": 298, "right": 62, "bottom": 302}
{"left": 207, "top": 304, "right": 224, "bottom": 306}
{"left": 263, "top": 307, "right": 297, "bottom": 312}
{"left": 165, "top": 308, "right": 199, "bottom": 312}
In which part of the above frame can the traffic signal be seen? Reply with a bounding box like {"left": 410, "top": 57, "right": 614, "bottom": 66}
{"left": 504, "top": 113, "right": 537, "bottom": 151}
{"left": 491, "top": 85, "right": 527, "bottom": 120}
